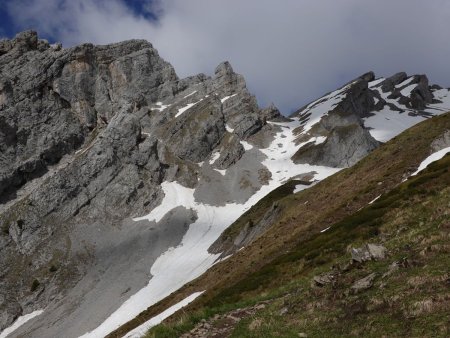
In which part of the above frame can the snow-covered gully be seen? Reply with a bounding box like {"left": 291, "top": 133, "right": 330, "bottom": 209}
{"left": 80, "top": 118, "right": 341, "bottom": 337}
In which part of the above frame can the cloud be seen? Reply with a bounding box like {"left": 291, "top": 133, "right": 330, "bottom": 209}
{"left": 6, "top": 0, "right": 450, "bottom": 114}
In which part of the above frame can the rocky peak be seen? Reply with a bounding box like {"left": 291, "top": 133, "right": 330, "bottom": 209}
{"left": 357, "top": 71, "right": 375, "bottom": 82}
{"left": 291, "top": 70, "right": 450, "bottom": 167}
{"left": 212, "top": 61, "right": 247, "bottom": 95}
{"left": 0, "top": 30, "right": 38, "bottom": 54}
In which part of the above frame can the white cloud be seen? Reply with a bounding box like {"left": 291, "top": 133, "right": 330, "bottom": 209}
{"left": 6, "top": 0, "right": 450, "bottom": 114}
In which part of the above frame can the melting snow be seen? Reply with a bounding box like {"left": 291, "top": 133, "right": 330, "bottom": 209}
{"left": 313, "top": 136, "right": 327, "bottom": 145}
{"left": 261, "top": 119, "right": 341, "bottom": 185}
{"left": 221, "top": 94, "right": 237, "bottom": 103}
{"left": 293, "top": 184, "right": 308, "bottom": 194}
{"left": 240, "top": 141, "right": 253, "bottom": 151}
{"left": 368, "top": 78, "right": 385, "bottom": 88}
{"left": 400, "top": 84, "right": 417, "bottom": 97}
{"left": 369, "top": 195, "right": 381, "bottom": 204}
{"left": 209, "top": 151, "right": 221, "bottom": 165}
{"left": 122, "top": 292, "right": 204, "bottom": 338}
{"left": 214, "top": 169, "right": 227, "bottom": 176}
{"left": 299, "top": 82, "right": 353, "bottom": 133}
{"left": 84, "top": 116, "right": 342, "bottom": 338}
{"left": 364, "top": 87, "right": 450, "bottom": 142}
{"left": 363, "top": 107, "right": 426, "bottom": 142}
{"left": 426, "top": 89, "right": 450, "bottom": 113}
{"left": 0, "top": 310, "right": 44, "bottom": 338}
{"left": 152, "top": 102, "right": 170, "bottom": 112}
{"left": 395, "top": 77, "right": 414, "bottom": 88}
{"left": 175, "top": 100, "right": 202, "bottom": 118}
{"left": 411, "top": 147, "right": 450, "bottom": 177}
{"left": 183, "top": 90, "right": 197, "bottom": 99}
{"left": 225, "top": 124, "right": 235, "bottom": 133}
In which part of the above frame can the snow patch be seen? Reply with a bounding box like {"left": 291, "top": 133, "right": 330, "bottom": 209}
{"left": 262, "top": 119, "right": 341, "bottom": 185}
{"left": 395, "top": 77, "right": 414, "bottom": 88}
{"left": 0, "top": 310, "right": 44, "bottom": 338}
{"left": 369, "top": 195, "right": 381, "bottom": 204}
{"left": 209, "top": 151, "right": 221, "bottom": 165}
{"left": 368, "top": 78, "right": 385, "bottom": 88}
{"left": 293, "top": 184, "right": 308, "bottom": 194}
{"left": 240, "top": 141, "right": 253, "bottom": 151}
{"left": 221, "top": 94, "right": 237, "bottom": 103}
{"left": 426, "top": 89, "right": 450, "bottom": 113}
{"left": 214, "top": 169, "right": 227, "bottom": 176}
{"left": 298, "top": 82, "right": 353, "bottom": 133}
{"left": 122, "top": 292, "right": 204, "bottom": 338}
{"left": 225, "top": 124, "right": 235, "bottom": 133}
{"left": 363, "top": 107, "right": 427, "bottom": 142}
{"left": 183, "top": 90, "right": 197, "bottom": 99}
{"left": 320, "top": 226, "right": 331, "bottom": 233}
{"left": 175, "top": 100, "right": 202, "bottom": 118}
{"left": 400, "top": 84, "right": 417, "bottom": 97}
{"left": 314, "top": 136, "right": 327, "bottom": 145}
{"left": 411, "top": 147, "right": 450, "bottom": 177}
{"left": 153, "top": 102, "right": 170, "bottom": 112}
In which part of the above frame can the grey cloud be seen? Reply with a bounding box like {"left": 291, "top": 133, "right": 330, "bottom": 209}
{"left": 6, "top": 0, "right": 450, "bottom": 114}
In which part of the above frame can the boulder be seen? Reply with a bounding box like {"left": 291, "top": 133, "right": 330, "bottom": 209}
{"left": 351, "top": 273, "right": 377, "bottom": 293}
{"left": 351, "top": 243, "right": 387, "bottom": 263}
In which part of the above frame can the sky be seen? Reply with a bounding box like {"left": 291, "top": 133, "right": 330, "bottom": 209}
{"left": 1, "top": 0, "right": 450, "bottom": 114}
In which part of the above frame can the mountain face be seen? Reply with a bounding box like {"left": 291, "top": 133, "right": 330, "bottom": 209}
{"left": 0, "top": 31, "right": 449, "bottom": 338}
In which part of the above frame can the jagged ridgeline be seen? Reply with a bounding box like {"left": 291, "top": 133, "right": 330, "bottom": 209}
{"left": 0, "top": 31, "right": 449, "bottom": 337}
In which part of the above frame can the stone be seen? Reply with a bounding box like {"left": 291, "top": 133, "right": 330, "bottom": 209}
{"left": 367, "top": 243, "right": 387, "bottom": 260}
{"left": 351, "top": 244, "right": 387, "bottom": 263}
{"left": 313, "top": 271, "right": 338, "bottom": 287}
{"left": 351, "top": 273, "right": 377, "bottom": 293}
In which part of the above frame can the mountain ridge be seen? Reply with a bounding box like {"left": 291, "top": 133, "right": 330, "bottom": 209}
{"left": 0, "top": 30, "right": 449, "bottom": 337}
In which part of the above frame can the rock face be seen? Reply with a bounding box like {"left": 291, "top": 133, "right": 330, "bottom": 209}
{"left": 292, "top": 123, "right": 379, "bottom": 167}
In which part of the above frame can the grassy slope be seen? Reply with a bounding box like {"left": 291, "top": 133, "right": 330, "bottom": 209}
{"left": 108, "top": 113, "right": 450, "bottom": 337}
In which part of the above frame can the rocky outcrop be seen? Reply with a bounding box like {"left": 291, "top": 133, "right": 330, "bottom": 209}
{"left": 351, "top": 272, "right": 377, "bottom": 293}
{"left": 209, "top": 200, "right": 283, "bottom": 257}
{"left": 213, "top": 133, "right": 245, "bottom": 170}
{"left": 431, "top": 130, "right": 450, "bottom": 152}
{"left": 292, "top": 123, "right": 379, "bottom": 167}
{"left": 351, "top": 243, "right": 387, "bottom": 263}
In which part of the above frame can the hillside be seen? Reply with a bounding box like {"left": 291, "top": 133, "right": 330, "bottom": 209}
{"left": 114, "top": 112, "right": 449, "bottom": 337}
